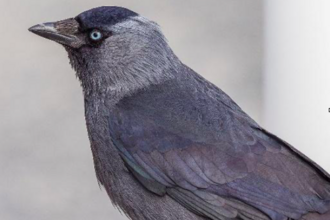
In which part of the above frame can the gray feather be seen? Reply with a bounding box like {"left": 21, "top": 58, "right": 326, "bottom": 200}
{"left": 30, "top": 6, "right": 330, "bottom": 220}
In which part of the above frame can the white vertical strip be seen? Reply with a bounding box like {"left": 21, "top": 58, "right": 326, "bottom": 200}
{"left": 264, "top": 1, "right": 330, "bottom": 171}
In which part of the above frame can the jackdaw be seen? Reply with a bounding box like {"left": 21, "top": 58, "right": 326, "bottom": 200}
{"left": 29, "top": 6, "right": 330, "bottom": 220}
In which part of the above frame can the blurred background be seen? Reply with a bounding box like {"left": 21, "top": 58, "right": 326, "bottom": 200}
{"left": 0, "top": 1, "right": 329, "bottom": 220}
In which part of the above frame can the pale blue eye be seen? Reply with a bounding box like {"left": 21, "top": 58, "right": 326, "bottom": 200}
{"left": 90, "top": 30, "right": 103, "bottom": 41}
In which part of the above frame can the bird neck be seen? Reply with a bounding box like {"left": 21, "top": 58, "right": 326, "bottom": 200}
{"left": 66, "top": 43, "right": 182, "bottom": 104}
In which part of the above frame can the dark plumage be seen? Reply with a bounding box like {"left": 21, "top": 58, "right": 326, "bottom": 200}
{"left": 75, "top": 7, "right": 138, "bottom": 30}
{"left": 29, "top": 6, "right": 330, "bottom": 220}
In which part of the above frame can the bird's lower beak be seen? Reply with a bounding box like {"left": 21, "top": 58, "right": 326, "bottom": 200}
{"left": 29, "top": 19, "right": 83, "bottom": 48}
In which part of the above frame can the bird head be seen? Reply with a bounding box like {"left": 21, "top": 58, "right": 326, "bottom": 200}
{"left": 29, "top": 6, "right": 179, "bottom": 96}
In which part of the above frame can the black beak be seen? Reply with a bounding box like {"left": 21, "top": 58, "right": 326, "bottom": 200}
{"left": 29, "top": 19, "right": 83, "bottom": 48}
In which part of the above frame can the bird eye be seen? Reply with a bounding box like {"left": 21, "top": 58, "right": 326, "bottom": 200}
{"left": 89, "top": 30, "right": 103, "bottom": 41}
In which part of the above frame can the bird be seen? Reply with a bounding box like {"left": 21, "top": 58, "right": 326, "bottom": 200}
{"left": 29, "top": 6, "right": 330, "bottom": 220}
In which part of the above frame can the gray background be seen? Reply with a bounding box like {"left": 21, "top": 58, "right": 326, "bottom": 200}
{"left": 0, "top": 1, "right": 262, "bottom": 219}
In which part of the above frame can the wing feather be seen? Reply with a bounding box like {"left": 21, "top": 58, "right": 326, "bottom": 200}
{"left": 107, "top": 79, "right": 330, "bottom": 219}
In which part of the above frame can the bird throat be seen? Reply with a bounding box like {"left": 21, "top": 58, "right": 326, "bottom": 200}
{"left": 65, "top": 44, "right": 181, "bottom": 104}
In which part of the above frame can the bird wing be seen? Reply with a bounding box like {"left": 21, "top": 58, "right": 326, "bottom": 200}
{"left": 107, "top": 79, "right": 330, "bottom": 220}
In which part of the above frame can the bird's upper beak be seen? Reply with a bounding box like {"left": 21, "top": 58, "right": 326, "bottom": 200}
{"left": 29, "top": 18, "right": 84, "bottom": 48}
